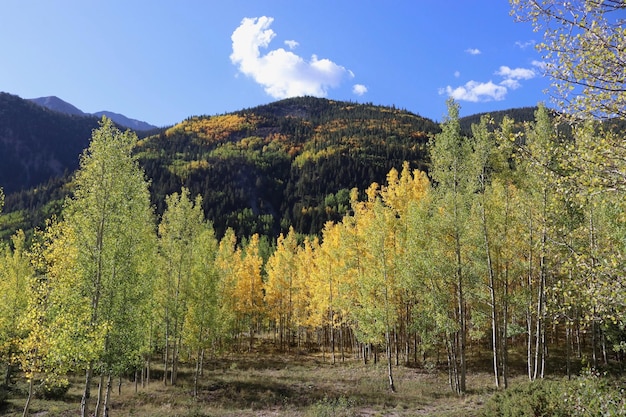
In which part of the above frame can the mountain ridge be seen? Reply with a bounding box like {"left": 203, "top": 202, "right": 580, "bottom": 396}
{"left": 0, "top": 94, "right": 541, "bottom": 241}
{"left": 28, "top": 95, "right": 158, "bottom": 131}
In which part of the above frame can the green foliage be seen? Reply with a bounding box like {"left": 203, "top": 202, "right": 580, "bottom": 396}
{"left": 482, "top": 379, "right": 570, "bottom": 417}
{"left": 307, "top": 396, "right": 357, "bottom": 417}
{"left": 482, "top": 372, "right": 626, "bottom": 417}
{"left": 511, "top": 0, "right": 626, "bottom": 119}
{"left": 33, "top": 378, "right": 70, "bottom": 400}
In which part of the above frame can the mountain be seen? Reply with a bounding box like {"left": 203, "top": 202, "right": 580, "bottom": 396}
{"left": 28, "top": 95, "right": 158, "bottom": 131}
{"left": 128, "top": 97, "right": 440, "bottom": 237}
{"left": 0, "top": 92, "right": 100, "bottom": 195}
{"left": 29, "top": 95, "right": 84, "bottom": 116}
{"left": 1, "top": 96, "right": 440, "bottom": 239}
{"left": 1, "top": 95, "right": 559, "bottom": 242}
{"left": 93, "top": 110, "right": 157, "bottom": 132}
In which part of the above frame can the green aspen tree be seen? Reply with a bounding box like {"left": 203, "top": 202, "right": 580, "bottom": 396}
{"left": 557, "top": 122, "right": 626, "bottom": 365}
{"left": 44, "top": 117, "right": 156, "bottom": 417}
{"left": 0, "top": 230, "right": 31, "bottom": 386}
{"left": 514, "top": 104, "right": 561, "bottom": 380}
{"left": 183, "top": 220, "right": 219, "bottom": 397}
{"left": 511, "top": 0, "right": 626, "bottom": 119}
{"left": 157, "top": 188, "right": 205, "bottom": 386}
{"left": 428, "top": 99, "right": 475, "bottom": 394}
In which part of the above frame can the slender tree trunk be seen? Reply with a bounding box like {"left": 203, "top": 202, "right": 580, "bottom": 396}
{"left": 22, "top": 378, "right": 33, "bottom": 417}
{"left": 4, "top": 362, "right": 12, "bottom": 387}
{"left": 386, "top": 327, "right": 396, "bottom": 392}
{"left": 163, "top": 317, "right": 169, "bottom": 386}
{"left": 193, "top": 348, "right": 201, "bottom": 398}
{"left": 101, "top": 374, "right": 112, "bottom": 417}
{"left": 94, "top": 374, "right": 104, "bottom": 417}
{"left": 501, "top": 275, "right": 509, "bottom": 388}
{"left": 80, "top": 362, "right": 94, "bottom": 417}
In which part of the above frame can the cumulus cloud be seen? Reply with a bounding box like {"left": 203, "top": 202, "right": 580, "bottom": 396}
{"left": 495, "top": 65, "right": 537, "bottom": 90}
{"left": 352, "top": 84, "right": 368, "bottom": 96}
{"left": 495, "top": 66, "right": 536, "bottom": 80}
{"left": 441, "top": 62, "right": 541, "bottom": 102}
{"left": 440, "top": 81, "right": 507, "bottom": 102}
{"left": 284, "top": 40, "right": 299, "bottom": 50}
{"left": 531, "top": 60, "right": 547, "bottom": 71}
{"left": 465, "top": 48, "right": 481, "bottom": 55}
{"left": 230, "top": 16, "right": 353, "bottom": 99}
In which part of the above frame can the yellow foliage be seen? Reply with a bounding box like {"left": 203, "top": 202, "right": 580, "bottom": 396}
{"left": 165, "top": 114, "right": 259, "bottom": 143}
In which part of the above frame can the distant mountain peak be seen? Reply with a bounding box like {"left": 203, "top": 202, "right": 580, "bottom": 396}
{"left": 29, "top": 96, "right": 85, "bottom": 116}
{"left": 28, "top": 96, "right": 157, "bottom": 131}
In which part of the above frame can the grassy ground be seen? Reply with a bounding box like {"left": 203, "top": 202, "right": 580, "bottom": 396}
{"left": 1, "top": 348, "right": 526, "bottom": 417}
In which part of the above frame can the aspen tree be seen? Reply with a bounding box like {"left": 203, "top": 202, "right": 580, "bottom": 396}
{"left": 215, "top": 229, "right": 239, "bottom": 350}
{"left": 233, "top": 234, "right": 264, "bottom": 352}
{"left": 265, "top": 227, "right": 299, "bottom": 351}
{"left": 43, "top": 118, "right": 156, "bottom": 417}
{"left": 158, "top": 188, "right": 205, "bottom": 385}
{"left": 0, "top": 231, "right": 31, "bottom": 386}
{"left": 428, "top": 99, "right": 474, "bottom": 394}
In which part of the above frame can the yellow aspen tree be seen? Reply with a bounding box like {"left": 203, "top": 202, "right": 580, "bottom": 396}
{"left": 352, "top": 184, "right": 401, "bottom": 392}
{"left": 380, "top": 162, "right": 431, "bottom": 365}
{"left": 292, "top": 236, "right": 318, "bottom": 349}
{"left": 233, "top": 234, "right": 264, "bottom": 352}
{"left": 310, "top": 221, "right": 345, "bottom": 363}
{"left": 215, "top": 229, "right": 239, "bottom": 350}
{"left": 265, "top": 227, "right": 299, "bottom": 351}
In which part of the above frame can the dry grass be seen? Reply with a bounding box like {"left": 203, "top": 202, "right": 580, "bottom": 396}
{"left": 2, "top": 350, "right": 523, "bottom": 417}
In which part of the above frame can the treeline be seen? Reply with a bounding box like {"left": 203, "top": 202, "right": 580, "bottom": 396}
{"left": 1, "top": 104, "right": 625, "bottom": 415}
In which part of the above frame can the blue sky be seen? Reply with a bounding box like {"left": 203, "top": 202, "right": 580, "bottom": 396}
{"left": 0, "top": 1, "right": 549, "bottom": 127}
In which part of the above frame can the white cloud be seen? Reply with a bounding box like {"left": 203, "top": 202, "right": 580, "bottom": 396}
{"left": 500, "top": 78, "right": 521, "bottom": 89}
{"left": 465, "top": 48, "right": 481, "bottom": 55}
{"left": 454, "top": 70, "right": 461, "bottom": 78}
{"left": 532, "top": 60, "right": 547, "bottom": 71}
{"left": 440, "top": 80, "right": 507, "bottom": 102}
{"left": 284, "top": 40, "right": 299, "bottom": 50}
{"left": 441, "top": 62, "right": 542, "bottom": 103}
{"left": 230, "top": 16, "right": 353, "bottom": 99}
{"left": 352, "top": 84, "right": 368, "bottom": 96}
{"left": 495, "top": 66, "right": 536, "bottom": 80}
{"left": 515, "top": 40, "right": 536, "bottom": 49}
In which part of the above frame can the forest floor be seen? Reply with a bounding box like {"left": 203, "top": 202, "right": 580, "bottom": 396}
{"left": 0, "top": 343, "right": 566, "bottom": 417}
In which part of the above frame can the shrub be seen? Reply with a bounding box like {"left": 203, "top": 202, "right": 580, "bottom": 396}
{"left": 482, "top": 379, "right": 569, "bottom": 417}
{"left": 482, "top": 371, "right": 625, "bottom": 417}
{"left": 307, "top": 396, "right": 357, "bottom": 417}
{"left": 34, "top": 379, "right": 70, "bottom": 400}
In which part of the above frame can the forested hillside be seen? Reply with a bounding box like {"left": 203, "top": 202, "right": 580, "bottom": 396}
{"left": 0, "top": 92, "right": 99, "bottom": 194}
{"left": 2, "top": 96, "right": 440, "bottom": 240}
{"left": 138, "top": 97, "right": 438, "bottom": 237}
